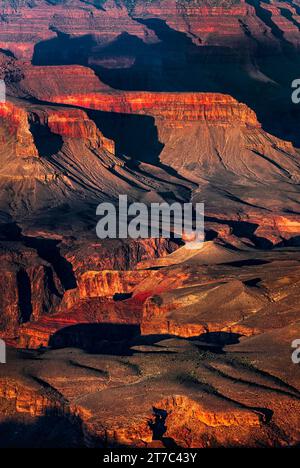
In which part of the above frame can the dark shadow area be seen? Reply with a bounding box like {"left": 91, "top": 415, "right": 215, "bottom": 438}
{"left": 205, "top": 216, "right": 274, "bottom": 249}
{"left": 49, "top": 323, "right": 242, "bottom": 356}
{"left": 113, "top": 292, "right": 133, "bottom": 301}
{"left": 226, "top": 259, "right": 270, "bottom": 267}
{"left": 0, "top": 409, "right": 84, "bottom": 448}
{"left": 279, "top": 7, "right": 300, "bottom": 31}
{"left": 204, "top": 229, "right": 219, "bottom": 242}
{"left": 87, "top": 108, "right": 195, "bottom": 189}
{"left": 276, "top": 235, "right": 300, "bottom": 247}
{"left": 32, "top": 32, "right": 97, "bottom": 67}
{"left": 192, "top": 331, "right": 242, "bottom": 355}
{"left": 244, "top": 277, "right": 262, "bottom": 287}
{"left": 16, "top": 269, "right": 33, "bottom": 323}
{"left": 29, "top": 118, "right": 63, "bottom": 158}
{"left": 49, "top": 323, "right": 141, "bottom": 354}
{"left": 0, "top": 222, "right": 22, "bottom": 241}
{"left": 193, "top": 331, "right": 242, "bottom": 346}
{"left": 23, "top": 237, "right": 77, "bottom": 290}
{"left": 88, "top": 109, "right": 164, "bottom": 164}
{"left": 74, "top": 0, "right": 106, "bottom": 10}
{"left": 32, "top": 16, "right": 300, "bottom": 145}
{"left": 92, "top": 21, "right": 250, "bottom": 93}
{"left": 0, "top": 48, "right": 15, "bottom": 58}
{"left": 149, "top": 407, "right": 167, "bottom": 440}
{"left": 44, "top": 265, "right": 63, "bottom": 299}
{"left": 0, "top": 405, "right": 180, "bottom": 448}
{"left": 245, "top": 0, "right": 289, "bottom": 44}
{"left": 149, "top": 407, "right": 178, "bottom": 448}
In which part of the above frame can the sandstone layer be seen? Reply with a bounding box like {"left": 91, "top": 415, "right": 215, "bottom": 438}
{"left": 0, "top": 0, "right": 300, "bottom": 449}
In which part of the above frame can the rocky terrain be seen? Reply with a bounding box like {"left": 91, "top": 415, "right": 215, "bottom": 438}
{"left": 0, "top": 0, "right": 300, "bottom": 448}
{"left": 1, "top": 242, "right": 300, "bottom": 447}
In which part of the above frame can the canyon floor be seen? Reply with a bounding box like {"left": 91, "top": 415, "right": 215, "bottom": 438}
{"left": 1, "top": 242, "right": 300, "bottom": 447}
{"left": 0, "top": 0, "right": 300, "bottom": 448}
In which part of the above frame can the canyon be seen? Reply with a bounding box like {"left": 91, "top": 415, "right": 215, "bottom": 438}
{"left": 0, "top": 0, "right": 300, "bottom": 448}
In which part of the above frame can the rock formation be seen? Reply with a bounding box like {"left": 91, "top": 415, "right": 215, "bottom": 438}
{"left": 0, "top": 0, "right": 300, "bottom": 448}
